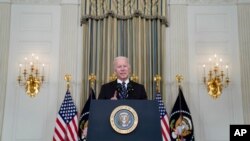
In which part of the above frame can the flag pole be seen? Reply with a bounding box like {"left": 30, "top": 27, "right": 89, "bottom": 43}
{"left": 88, "top": 73, "right": 96, "bottom": 99}
{"left": 175, "top": 74, "right": 184, "bottom": 117}
{"left": 64, "top": 74, "right": 72, "bottom": 91}
{"left": 53, "top": 74, "right": 78, "bottom": 141}
{"left": 170, "top": 74, "right": 195, "bottom": 140}
{"left": 154, "top": 74, "right": 171, "bottom": 141}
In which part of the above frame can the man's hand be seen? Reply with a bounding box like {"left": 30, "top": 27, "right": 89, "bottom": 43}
{"left": 110, "top": 91, "right": 117, "bottom": 100}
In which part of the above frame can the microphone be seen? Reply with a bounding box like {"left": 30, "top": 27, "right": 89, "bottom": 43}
{"left": 115, "top": 83, "right": 123, "bottom": 99}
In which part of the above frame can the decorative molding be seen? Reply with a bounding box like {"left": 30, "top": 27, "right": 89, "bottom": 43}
{"left": 8, "top": 0, "right": 81, "bottom": 4}
{"left": 238, "top": 0, "right": 250, "bottom": 4}
{"left": 3, "top": 0, "right": 250, "bottom": 5}
{"left": 0, "top": 4, "right": 11, "bottom": 139}
{"left": 0, "top": 0, "right": 81, "bottom": 4}
{"left": 169, "top": 0, "right": 188, "bottom": 5}
{"left": 188, "top": 0, "right": 237, "bottom": 5}
{"left": 81, "top": 0, "right": 168, "bottom": 26}
{"left": 0, "top": 0, "right": 10, "bottom": 3}
{"left": 4, "top": 0, "right": 250, "bottom": 5}
{"left": 61, "top": 0, "right": 79, "bottom": 5}
{"left": 10, "top": 0, "right": 61, "bottom": 4}
{"left": 58, "top": 4, "right": 80, "bottom": 106}
{"left": 169, "top": 0, "right": 250, "bottom": 5}
{"left": 238, "top": 4, "right": 250, "bottom": 124}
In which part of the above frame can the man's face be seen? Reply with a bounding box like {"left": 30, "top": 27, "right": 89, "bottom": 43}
{"left": 114, "top": 59, "right": 130, "bottom": 81}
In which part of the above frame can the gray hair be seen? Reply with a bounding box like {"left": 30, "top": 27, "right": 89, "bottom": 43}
{"left": 113, "top": 56, "right": 131, "bottom": 71}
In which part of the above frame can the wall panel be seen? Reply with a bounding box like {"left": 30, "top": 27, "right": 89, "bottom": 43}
{"left": 188, "top": 5, "right": 243, "bottom": 141}
{"left": 2, "top": 5, "right": 60, "bottom": 141}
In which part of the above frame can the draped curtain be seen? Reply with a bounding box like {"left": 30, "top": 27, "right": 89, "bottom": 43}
{"left": 81, "top": 0, "right": 168, "bottom": 101}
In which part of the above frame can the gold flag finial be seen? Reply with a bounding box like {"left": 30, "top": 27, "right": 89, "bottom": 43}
{"left": 109, "top": 72, "right": 117, "bottom": 81}
{"left": 64, "top": 74, "right": 72, "bottom": 90}
{"left": 88, "top": 73, "right": 96, "bottom": 88}
{"left": 130, "top": 74, "right": 138, "bottom": 82}
{"left": 176, "top": 74, "right": 183, "bottom": 85}
{"left": 154, "top": 74, "right": 161, "bottom": 93}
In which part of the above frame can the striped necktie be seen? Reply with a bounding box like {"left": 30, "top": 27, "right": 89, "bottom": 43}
{"left": 120, "top": 82, "right": 127, "bottom": 99}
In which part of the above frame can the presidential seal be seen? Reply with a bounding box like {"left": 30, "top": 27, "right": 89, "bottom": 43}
{"left": 110, "top": 105, "right": 138, "bottom": 134}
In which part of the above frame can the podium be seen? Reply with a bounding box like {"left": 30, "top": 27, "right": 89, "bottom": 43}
{"left": 87, "top": 100, "right": 162, "bottom": 141}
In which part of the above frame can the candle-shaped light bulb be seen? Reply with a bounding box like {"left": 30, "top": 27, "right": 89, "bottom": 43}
{"left": 19, "top": 64, "right": 22, "bottom": 75}
{"left": 30, "top": 61, "right": 34, "bottom": 73}
{"left": 203, "top": 64, "right": 207, "bottom": 84}
{"left": 203, "top": 64, "right": 206, "bottom": 76}
{"left": 35, "top": 56, "right": 39, "bottom": 69}
{"left": 219, "top": 58, "right": 223, "bottom": 68}
{"left": 214, "top": 54, "right": 217, "bottom": 66}
{"left": 214, "top": 63, "right": 219, "bottom": 72}
{"left": 226, "top": 65, "right": 229, "bottom": 77}
{"left": 31, "top": 53, "right": 34, "bottom": 59}
{"left": 209, "top": 58, "right": 212, "bottom": 70}
{"left": 24, "top": 57, "right": 27, "bottom": 70}
{"left": 31, "top": 53, "right": 35, "bottom": 64}
{"left": 42, "top": 64, "right": 45, "bottom": 76}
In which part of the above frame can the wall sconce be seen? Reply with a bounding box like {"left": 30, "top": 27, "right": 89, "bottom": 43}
{"left": 17, "top": 53, "right": 45, "bottom": 98}
{"left": 202, "top": 54, "right": 230, "bottom": 99}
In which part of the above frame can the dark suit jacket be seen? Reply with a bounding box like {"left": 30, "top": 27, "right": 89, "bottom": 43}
{"left": 98, "top": 80, "right": 147, "bottom": 100}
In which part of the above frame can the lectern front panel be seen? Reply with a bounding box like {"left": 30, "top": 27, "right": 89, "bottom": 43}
{"left": 87, "top": 100, "right": 162, "bottom": 141}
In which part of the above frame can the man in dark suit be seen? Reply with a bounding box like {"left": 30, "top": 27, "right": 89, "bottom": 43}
{"left": 98, "top": 56, "right": 147, "bottom": 100}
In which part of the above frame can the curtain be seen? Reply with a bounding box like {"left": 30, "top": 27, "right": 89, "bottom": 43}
{"left": 81, "top": 0, "right": 168, "bottom": 101}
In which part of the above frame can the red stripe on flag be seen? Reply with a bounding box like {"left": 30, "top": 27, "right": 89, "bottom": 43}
{"left": 162, "top": 116, "right": 170, "bottom": 133}
{"left": 54, "top": 128, "right": 64, "bottom": 141}
{"left": 72, "top": 116, "right": 78, "bottom": 136}
{"left": 56, "top": 118, "right": 66, "bottom": 133}
{"left": 65, "top": 115, "right": 78, "bottom": 141}
{"left": 161, "top": 117, "right": 169, "bottom": 141}
{"left": 162, "top": 116, "right": 171, "bottom": 141}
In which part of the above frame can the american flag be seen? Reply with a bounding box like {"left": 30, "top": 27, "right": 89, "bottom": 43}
{"left": 155, "top": 92, "right": 171, "bottom": 141}
{"left": 53, "top": 90, "right": 78, "bottom": 141}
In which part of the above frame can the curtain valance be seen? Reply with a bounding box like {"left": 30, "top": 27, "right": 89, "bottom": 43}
{"left": 81, "top": 0, "right": 168, "bottom": 26}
